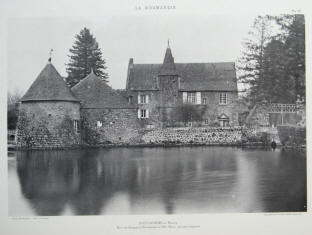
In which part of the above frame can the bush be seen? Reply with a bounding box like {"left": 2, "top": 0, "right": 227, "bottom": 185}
{"left": 277, "top": 125, "right": 306, "bottom": 146}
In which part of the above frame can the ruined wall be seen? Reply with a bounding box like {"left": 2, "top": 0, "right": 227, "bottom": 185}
{"left": 142, "top": 127, "right": 242, "bottom": 145}
{"left": 81, "top": 108, "right": 141, "bottom": 145}
{"left": 16, "top": 101, "right": 81, "bottom": 149}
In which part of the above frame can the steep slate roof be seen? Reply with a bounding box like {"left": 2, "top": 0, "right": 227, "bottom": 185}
{"left": 21, "top": 63, "right": 79, "bottom": 102}
{"left": 159, "top": 46, "right": 179, "bottom": 76}
{"left": 71, "top": 71, "right": 133, "bottom": 109}
{"left": 127, "top": 62, "right": 237, "bottom": 91}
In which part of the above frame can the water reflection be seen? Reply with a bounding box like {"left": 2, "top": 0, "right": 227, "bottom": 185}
{"left": 10, "top": 147, "right": 306, "bottom": 216}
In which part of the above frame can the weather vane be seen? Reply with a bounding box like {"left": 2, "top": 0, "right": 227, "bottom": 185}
{"left": 48, "top": 49, "right": 54, "bottom": 63}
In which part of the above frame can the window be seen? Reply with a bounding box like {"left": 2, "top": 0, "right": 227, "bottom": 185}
{"left": 97, "top": 121, "right": 102, "bottom": 127}
{"left": 202, "top": 97, "right": 207, "bottom": 104}
{"left": 139, "top": 94, "right": 148, "bottom": 104}
{"left": 187, "top": 92, "right": 196, "bottom": 104}
{"left": 138, "top": 109, "right": 149, "bottom": 119}
{"left": 219, "top": 93, "right": 227, "bottom": 105}
{"left": 204, "top": 119, "right": 209, "bottom": 125}
{"left": 128, "top": 96, "right": 133, "bottom": 104}
{"left": 74, "top": 120, "right": 79, "bottom": 133}
{"left": 183, "top": 92, "right": 201, "bottom": 104}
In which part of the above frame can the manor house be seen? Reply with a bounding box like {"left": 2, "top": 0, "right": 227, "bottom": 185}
{"left": 16, "top": 42, "right": 239, "bottom": 148}
{"left": 124, "top": 42, "right": 239, "bottom": 128}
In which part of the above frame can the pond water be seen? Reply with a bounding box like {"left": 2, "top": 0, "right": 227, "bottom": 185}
{"left": 8, "top": 147, "right": 306, "bottom": 216}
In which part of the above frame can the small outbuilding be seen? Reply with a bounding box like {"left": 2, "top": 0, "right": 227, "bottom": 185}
{"left": 72, "top": 71, "right": 141, "bottom": 145}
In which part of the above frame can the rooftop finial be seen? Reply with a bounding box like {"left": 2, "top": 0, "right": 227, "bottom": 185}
{"left": 167, "top": 39, "right": 170, "bottom": 48}
{"left": 48, "top": 49, "right": 53, "bottom": 63}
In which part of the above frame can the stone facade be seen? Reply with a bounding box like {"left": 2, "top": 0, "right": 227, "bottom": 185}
{"left": 126, "top": 44, "right": 239, "bottom": 128}
{"left": 80, "top": 108, "right": 141, "bottom": 145}
{"left": 16, "top": 101, "right": 81, "bottom": 148}
{"left": 198, "top": 91, "right": 239, "bottom": 126}
{"left": 130, "top": 90, "right": 239, "bottom": 128}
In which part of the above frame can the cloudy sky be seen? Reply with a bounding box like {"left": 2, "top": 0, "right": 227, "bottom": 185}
{"left": 3, "top": 0, "right": 307, "bottom": 94}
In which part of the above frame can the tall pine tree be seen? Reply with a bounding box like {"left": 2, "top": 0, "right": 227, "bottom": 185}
{"left": 262, "top": 39, "right": 294, "bottom": 103}
{"left": 274, "top": 14, "right": 305, "bottom": 101}
{"left": 66, "top": 27, "right": 108, "bottom": 87}
{"left": 237, "top": 15, "right": 273, "bottom": 106}
{"left": 238, "top": 14, "right": 305, "bottom": 106}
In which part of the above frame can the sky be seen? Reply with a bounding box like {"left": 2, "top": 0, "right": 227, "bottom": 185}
{"left": 3, "top": 0, "right": 307, "bottom": 95}
{"left": 6, "top": 15, "right": 257, "bottom": 94}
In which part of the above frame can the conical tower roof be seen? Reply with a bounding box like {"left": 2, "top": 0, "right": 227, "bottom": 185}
{"left": 159, "top": 42, "right": 179, "bottom": 76}
{"left": 71, "top": 71, "right": 133, "bottom": 109}
{"left": 21, "top": 63, "right": 79, "bottom": 102}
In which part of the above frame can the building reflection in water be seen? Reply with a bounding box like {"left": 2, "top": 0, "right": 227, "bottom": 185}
{"left": 13, "top": 147, "right": 306, "bottom": 216}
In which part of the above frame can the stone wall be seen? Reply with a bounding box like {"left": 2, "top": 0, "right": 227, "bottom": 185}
{"left": 16, "top": 101, "right": 81, "bottom": 149}
{"left": 81, "top": 108, "right": 141, "bottom": 145}
{"left": 142, "top": 127, "right": 242, "bottom": 145}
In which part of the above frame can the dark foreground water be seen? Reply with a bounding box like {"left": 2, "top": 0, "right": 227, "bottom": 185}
{"left": 8, "top": 147, "right": 306, "bottom": 216}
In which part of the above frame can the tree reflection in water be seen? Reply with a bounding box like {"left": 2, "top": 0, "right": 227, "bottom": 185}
{"left": 14, "top": 147, "right": 306, "bottom": 216}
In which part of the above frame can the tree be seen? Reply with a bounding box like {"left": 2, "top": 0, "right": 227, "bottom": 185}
{"left": 171, "top": 104, "right": 202, "bottom": 126}
{"left": 237, "top": 15, "right": 273, "bottom": 106}
{"left": 66, "top": 27, "right": 108, "bottom": 87}
{"left": 238, "top": 14, "right": 305, "bottom": 106}
{"left": 262, "top": 40, "right": 289, "bottom": 102}
{"left": 7, "top": 89, "right": 22, "bottom": 130}
{"left": 274, "top": 14, "right": 305, "bottom": 101}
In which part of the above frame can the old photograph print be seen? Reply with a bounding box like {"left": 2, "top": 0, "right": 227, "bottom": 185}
{"left": 7, "top": 14, "right": 306, "bottom": 216}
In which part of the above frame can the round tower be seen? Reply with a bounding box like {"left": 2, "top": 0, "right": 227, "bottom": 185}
{"left": 16, "top": 60, "right": 81, "bottom": 149}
